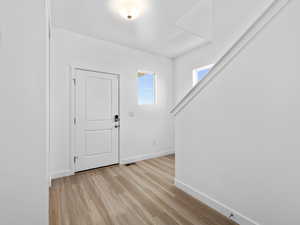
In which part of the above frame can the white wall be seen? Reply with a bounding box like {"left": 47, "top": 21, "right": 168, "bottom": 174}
{"left": 173, "top": 0, "right": 272, "bottom": 103}
{"left": 0, "top": 1, "right": 48, "bottom": 225}
{"left": 175, "top": 1, "right": 300, "bottom": 224}
{"left": 50, "top": 28, "right": 174, "bottom": 177}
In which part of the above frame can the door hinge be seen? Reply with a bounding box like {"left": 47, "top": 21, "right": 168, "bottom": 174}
{"left": 73, "top": 117, "right": 77, "bottom": 125}
{"left": 73, "top": 78, "right": 76, "bottom": 86}
{"left": 73, "top": 156, "right": 78, "bottom": 164}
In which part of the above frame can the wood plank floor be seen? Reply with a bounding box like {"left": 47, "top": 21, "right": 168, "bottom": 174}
{"left": 50, "top": 155, "right": 237, "bottom": 225}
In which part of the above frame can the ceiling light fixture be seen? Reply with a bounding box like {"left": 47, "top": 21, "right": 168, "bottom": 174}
{"left": 111, "top": 0, "right": 147, "bottom": 21}
{"left": 120, "top": 5, "right": 140, "bottom": 20}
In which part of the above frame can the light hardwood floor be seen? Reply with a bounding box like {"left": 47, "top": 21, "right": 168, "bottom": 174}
{"left": 50, "top": 155, "right": 237, "bottom": 225}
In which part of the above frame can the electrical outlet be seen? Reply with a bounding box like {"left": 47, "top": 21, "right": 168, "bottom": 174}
{"left": 229, "top": 213, "right": 237, "bottom": 221}
{"left": 152, "top": 140, "right": 157, "bottom": 146}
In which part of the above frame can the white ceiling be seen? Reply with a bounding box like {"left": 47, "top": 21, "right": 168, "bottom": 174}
{"left": 51, "top": 0, "right": 212, "bottom": 58}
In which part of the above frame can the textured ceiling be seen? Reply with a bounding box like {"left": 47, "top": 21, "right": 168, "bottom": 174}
{"left": 51, "top": 0, "right": 212, "bottom": 58}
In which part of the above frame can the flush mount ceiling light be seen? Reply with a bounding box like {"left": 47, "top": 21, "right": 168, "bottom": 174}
{"left": 110, "top": 0, "right": 147, "bottom": 20}
{"left": 120, "top": 5, "right": 140, "bottom": 20}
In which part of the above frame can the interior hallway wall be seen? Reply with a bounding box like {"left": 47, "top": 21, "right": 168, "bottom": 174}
{"left": 175, "top": 1, "right": 300, "bottom": 224}
{"left": 0, "top": 0, "right": 48, "bottom": 224}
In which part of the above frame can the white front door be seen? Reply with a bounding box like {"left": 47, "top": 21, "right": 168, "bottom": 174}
{"left": 73, "top": 68, "right": 119, "bottom": 172}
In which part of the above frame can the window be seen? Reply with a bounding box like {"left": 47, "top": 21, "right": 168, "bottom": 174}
{"left": 138, "top": 71, "right": 156, "bottom": 105}
{"left": 193, "top": 64, "right": 214, "bottom": 86}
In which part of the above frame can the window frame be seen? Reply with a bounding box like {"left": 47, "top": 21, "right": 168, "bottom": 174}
{"left": 137, "top": 70, "right": 157, "bottom": 105}
{"left": 193, "top": 64, "right": 214, "bottom": 86}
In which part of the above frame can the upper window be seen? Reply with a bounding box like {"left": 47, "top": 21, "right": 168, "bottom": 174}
{"left": 138, "top": 71, "right": 156, "bottom": 105}
{"left": 193, "top": 64, "right": 214, "bottom": 86}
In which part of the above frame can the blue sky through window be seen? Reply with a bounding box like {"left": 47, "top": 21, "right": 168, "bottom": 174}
{"left": 138, "top": 73, "right": 155, "bottom": 105}
{"left": 197, "top": 68, "right": 210, "bottom": 82}
{"left": 193, "top": 64, "right": 214, "bottom": 86}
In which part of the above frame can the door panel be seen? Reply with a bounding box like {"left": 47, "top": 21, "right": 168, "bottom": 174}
{"left": 85, "top": 130, "right": 112, "bottom": 155}
{"left": 74, "top": 69, "right": 119, "bottom": 172}
{"left": 86, "top": 77, "right": 112, "bottom": 121}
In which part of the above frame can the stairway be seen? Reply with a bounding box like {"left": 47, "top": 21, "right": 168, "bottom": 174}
{"left": 171, "top": 1, "right": 300, "bottom": 224}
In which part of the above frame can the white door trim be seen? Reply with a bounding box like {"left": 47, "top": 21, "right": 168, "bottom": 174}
{"left": 69, "top": 65, "right": 120, "bottom": 174}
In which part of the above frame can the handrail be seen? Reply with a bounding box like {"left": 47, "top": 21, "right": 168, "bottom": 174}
{"left": 171, "top": 0, "right": 290, "bottom": 116}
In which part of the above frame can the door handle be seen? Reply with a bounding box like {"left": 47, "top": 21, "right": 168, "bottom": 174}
{"left": 114, "top": 125, "right": 120, "bottom": 128}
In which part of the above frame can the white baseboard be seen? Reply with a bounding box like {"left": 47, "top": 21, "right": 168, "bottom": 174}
{"left": 51, "top": 170, "right": 74, "bottom": 180}
{"left": 49, "top": 176, "right": 52, "bottom": 188}
{"left": 50, "top": 150, "right": 174, "bottom": 179}
{"left": 120, "top": 149, "right": 174, "bottom": 165}
{"left": 175, "top": 179, "right": 260, "bottom": 225}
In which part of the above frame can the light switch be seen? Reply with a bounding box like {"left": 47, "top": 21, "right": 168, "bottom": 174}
{"left": 128, "top": 112, "right": 135, "bottom": 117}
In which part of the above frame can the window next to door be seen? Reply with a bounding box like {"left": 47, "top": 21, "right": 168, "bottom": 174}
{"left": 193, "top": 64, "right": 214, "bottom": 86}
{"left": 138, "top": 71, "right": 156, "bottom": 105}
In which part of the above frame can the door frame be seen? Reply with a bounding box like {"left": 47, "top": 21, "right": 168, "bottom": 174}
{"left": 69, "top": 65, "right": 120, "bottom": 173}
